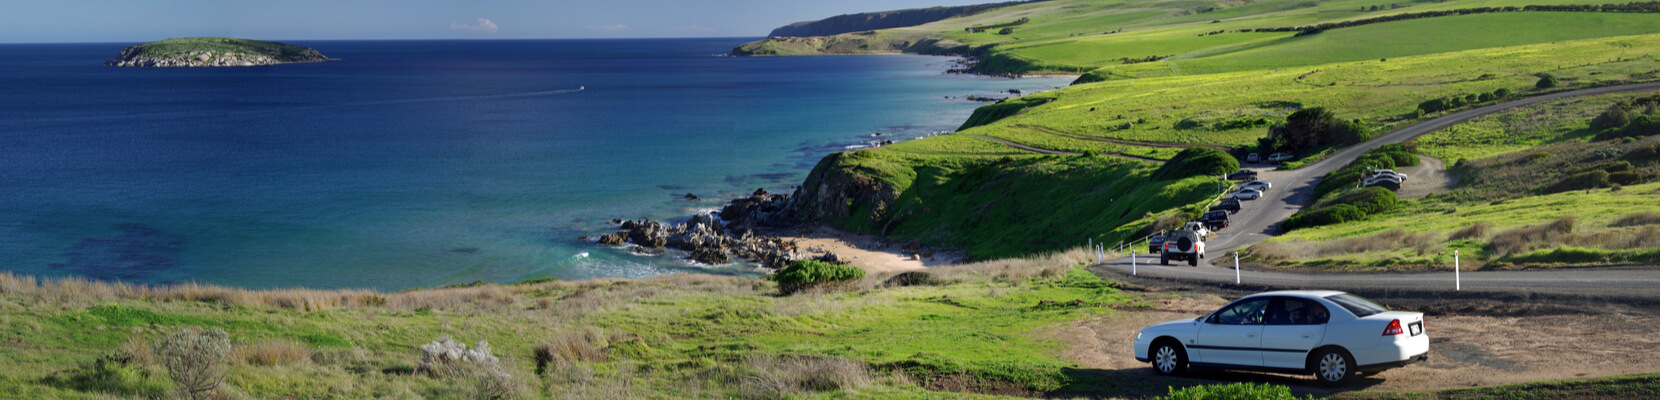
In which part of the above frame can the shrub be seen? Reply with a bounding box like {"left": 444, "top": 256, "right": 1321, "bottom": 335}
{"left": 771, "top": 260, "right": 865, "bottom": 295}
{"left": 419, "top": 336, "right": 521, "bottom": 399}
{"left": 1479, "top": 92, "right": 1495, "bottom": 102}
{"left": 1319, "top": 187, "right": 1398, "bottom": 214}
{"left": 1417, "top": 98, "right": 1448, "bottom": 114}
{"left": 1261, "top": 107, "right": 1364, "bottom": 154}
{"left": 1600, "top": 161, "right": 1633, "bottom": 172}
{"left": 1151, "top": 147, "right": 1237, "bottom": 180}
{"left": 1624, "top": 114, "right": 1660, "bottom": 137}
{"left": 1450, "top": 222, "right": 1492, "bottom": 240}
{"left": 1493, "top": 88, "right": 1512, "bottom": 98}
{"left": 1593, "top": 104, "right": 1631, "bottom": 130}
{"left": 1536, "top": 74, "right": 1558, "bottom": 89}
{"left": 1626, "top": 144, "right": 1660, "bottom": 165}
{"left": 1593, "top": 147, "right": 1623, "bottom": 159}
{"left": 1162, "top": 382, "right": 1308, "bottom": 400}
{"left": 1544, "top": 170, "right": 1610, "bottom": 193}
{"left": 1488, "top": 216, "right": 1576, "bottom": 258}
{"left": 1614, "top": 212, "right": 1660, "bottom": 227}
{"left": 1382, "top": 151, "right": 1418, "bottom": 166}
{"left": 1609, "top": 171, "right": 1643, "bottom": 185}
{"left": 155, "top": 327, "right": 231, "bottom": 400}
{"left": 1282, "top": 204, "right": 1364, "bottom": 230}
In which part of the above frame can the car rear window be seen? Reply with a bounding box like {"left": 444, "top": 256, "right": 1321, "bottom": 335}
{"left": 1324, "top": 293, "right": 1388, "bottom": 317}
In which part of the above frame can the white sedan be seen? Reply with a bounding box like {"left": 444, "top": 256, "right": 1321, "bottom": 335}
{"left": 1231, "top": 188, "right": 1263, "bottom": 200}
{"left": 1133, "top": 290, "right": 1429, "bottom": 386}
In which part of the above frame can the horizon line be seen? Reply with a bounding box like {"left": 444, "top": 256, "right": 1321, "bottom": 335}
{"left": 0, "top": 35, "right": 767, "bottom": 45}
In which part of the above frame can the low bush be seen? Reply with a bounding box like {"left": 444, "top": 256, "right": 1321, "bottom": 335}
{"left": 1593, "top": 104, "right": 1632, "bottom": 130}
{"left": 533, "top": 327, "right": 610, "bottom": 374}
{"left": 1151, "top": 147, "right": 1238, "bottom": 180}
{"left": 1450, "top": 222, "right": 1492, "bottom": 240}
{"left": 1161, "top": 382, "right": 1309, "bottom": 400}
{"left": 1536, "top": 74, "right": 1559, "bottom": 89}
{"left": 771, "top": 260, "right": 865, "bottom": 295}
{"left": 1609, "top": 171, "right": 1644, "bottom": 185}
{"left": 155, "top": 327, "right": 231, "bottom": 400}
{"left": 1614, "top": 212, "right": 1660, "bottom": 227}
{"left": 1382, "top": 150, "right": 1419, "bottom": 167}
{"left": 1488, "top": 216, "right": 1576, "bottom": 258}
{"left": 1543, "top": 170, "right": 1610, "bottom": 193}
{"left": 1282, "top": 204, "right": 1365, "bottom": 230}
{"left": 1319, "top": 187, "right": 1398, "bottom": 215}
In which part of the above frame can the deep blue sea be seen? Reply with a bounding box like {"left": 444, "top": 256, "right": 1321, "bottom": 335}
{"left": 0, "top": 38, "right": 1070, "bottom": 290}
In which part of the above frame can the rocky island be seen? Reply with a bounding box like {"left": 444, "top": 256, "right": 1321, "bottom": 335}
{"left": 105, "top": 37, "right": 330, "bottom": 67}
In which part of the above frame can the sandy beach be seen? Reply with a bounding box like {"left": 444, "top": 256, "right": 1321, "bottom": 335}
{"left": 760, "top": 225, "right": 967, "bottom": 274}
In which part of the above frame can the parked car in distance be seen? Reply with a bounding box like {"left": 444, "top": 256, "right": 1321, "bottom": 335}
{"left": 1134, "top": 290, "right": 1429, "bottom": 386}
{"left": 1369, "top": 169, "right": 1408, "bottom": 181}
{"left": 1200, "top": 211, "right": 1230, "bottom": 230}
{"left": 1210, "top": 198, "right": 1241, "bottom": 214}
{"left": 1246, "top": 153, "right": 1261, "bottom": 163}
{"left": 1231, "top": 188, "right": 1263, "bottom": 200}
{"left": 1160, "top": 229, "right": 1205, "bottom": 266}
{"left": 1362, "top": 176, "right": 1402, "bottom": 191}
{"left": 1147, "top": 231, "right": 1166, "bottom": 254}
{"left": 1268, "top": 153, "right": 1296, "bottom": 163}
{"left": 1227, "top": 169, "right": 1258, "bottom": 180}
{"left": 1240, "top": 180, "right": 1272, "bottom": 191}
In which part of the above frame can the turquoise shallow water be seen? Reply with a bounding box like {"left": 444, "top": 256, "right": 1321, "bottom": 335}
{"left": 0, "top": 38, "right": 1070, "bottom": 290}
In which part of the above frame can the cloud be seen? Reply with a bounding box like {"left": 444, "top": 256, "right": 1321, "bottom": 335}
{"left": 680, "top": 25, "right": 717, "bottom": 33}
{"left": 584, "top": 24, "right": 631, "bottom": 32}
{"left": 451, "top": 18, "right": 499, "bottom": 34}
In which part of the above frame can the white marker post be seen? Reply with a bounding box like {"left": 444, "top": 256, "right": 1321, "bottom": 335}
{"left": 1455, "top": 250, "right": 1461, "bottom": 291}
{"left": 1234, "top": 252, "right": 1240, "bottom": 284}
{"left": 1132, "top": 249, "right": 1137, "bottom": 275}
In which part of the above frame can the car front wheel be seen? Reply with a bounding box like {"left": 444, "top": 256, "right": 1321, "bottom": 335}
{"left": 1151, "top": 341, "right": 1187, "bottom": 375}
{"left": 1314, "top": 348, "right": 1356, "bottom": 386}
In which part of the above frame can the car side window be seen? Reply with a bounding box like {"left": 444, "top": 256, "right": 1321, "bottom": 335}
{"left": 1267, "top": 298, "right": 1330, "bottom": 325}
{"left": 1209, "top": 298, "right": 1269, "bottom": 325}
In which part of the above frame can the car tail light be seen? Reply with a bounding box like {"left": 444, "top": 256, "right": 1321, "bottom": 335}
{"left": 1382, "top": 319, "right": 1404, "bottom": 336}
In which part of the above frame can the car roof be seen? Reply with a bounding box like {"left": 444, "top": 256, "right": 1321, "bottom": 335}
{"left": 1240, "top": 290, "right": 1346, "bottom": 300}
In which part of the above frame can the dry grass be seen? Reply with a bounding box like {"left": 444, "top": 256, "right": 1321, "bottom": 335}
{"left": 1449, "top": 222, "right": 1493, "bottom": 240}
{"left": 533, "top": 327, "right": 610, "bottom": 374}
{"left": 1253, "top": 229, "right": 1442, "bottom": 261}
{"left": 235, "top": 340, "right": 313, "bottom": 367}
{"left": 902, "top": 246, "right": 1093, "bottom": 285}
{"left": 1489, "top": 216, "right": 1577, "bottom": 258}
{"left": 737, "top": 355, "right": 873, "bottom": 400}
{"left": 1613, "top": 212, "right": 1660, "bottom": 227}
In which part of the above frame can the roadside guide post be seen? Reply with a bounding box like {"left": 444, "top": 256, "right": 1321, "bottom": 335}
{"left": 1131, "top": 249, "right": 1136, "bottom": 275}
{"left": 1455, "top": 250, "right": 1461, "bottom": 291}
{"left": 1234, "top": 252, "right": 1240, "bottom": 284}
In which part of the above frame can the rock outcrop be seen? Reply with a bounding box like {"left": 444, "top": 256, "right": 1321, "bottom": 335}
{"left": 106, "top": 37, "right": 330, "bottom": 68}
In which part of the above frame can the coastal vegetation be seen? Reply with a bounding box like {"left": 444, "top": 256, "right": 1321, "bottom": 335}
{"left": 105, "top": 37, "right": 329, "bottom": 67}
{"left": 1249, "top": 93, "right": 1660, "bottom": 270}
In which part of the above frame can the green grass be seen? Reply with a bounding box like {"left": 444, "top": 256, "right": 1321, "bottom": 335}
{"left": 0, "top": 264, "right": 1135, "bottom": 399}
{"left": 1333, "top": 373, "right": 1660, "bottom": 399}
{"left": 1415, "top": 92, "right": 1645, "bottom": 165}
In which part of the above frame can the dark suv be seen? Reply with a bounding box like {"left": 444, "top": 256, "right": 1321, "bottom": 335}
{"left": 1210, "top": 198, "right": 1241, "bottom": 214}
{"left": 1200, "top": 211, "right": 1230, "bottom": 230}
{"left": 1226, "top": 169, "right": 1258, "bottom": 181}
{"left": 1147, "top": 231, "right": 1167, "bottom": 254}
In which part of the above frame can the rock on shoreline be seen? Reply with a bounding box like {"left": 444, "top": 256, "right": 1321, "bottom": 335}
{"left": 105, "top": 37, "right": 331, "bottom": 68}
{"left": 592, "top": 189, "right": 806, "bottom": 270}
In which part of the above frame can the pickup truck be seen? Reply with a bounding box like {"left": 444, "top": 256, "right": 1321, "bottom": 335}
{"left": 1160, "top": 230, "right": 1206, "bottom": 266}
{"left": 1199, "top": 211, "right": 1230, "bottom": 230}
{"left": 1181, "top": 221, "right": 1211, "bottom": 239}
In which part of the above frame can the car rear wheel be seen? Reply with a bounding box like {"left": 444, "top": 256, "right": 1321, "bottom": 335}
{"left": 1151, "top": 340, "right": 1187, "bottom": 375}
{"left": 1188, "top": 257, "right": 1197, "bottom": 266}
{"left": 1313, "top": 348, "right": 1356, "bottom": 386}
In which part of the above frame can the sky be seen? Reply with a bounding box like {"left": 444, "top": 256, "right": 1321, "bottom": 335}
{"left": 0, "top": 0, "right": 994, "bottom": 43}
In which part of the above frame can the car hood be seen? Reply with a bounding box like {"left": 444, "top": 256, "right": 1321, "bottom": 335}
{"left": 1141, "top": 317, "right": 1200, "bottom": 334}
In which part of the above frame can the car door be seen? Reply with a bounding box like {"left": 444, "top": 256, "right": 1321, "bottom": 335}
{"left": 1260, "top": 297, "right": 1330, "bottom": 369}
{"left": 1192, "top": 297, "right": 1268, "bottom": 367}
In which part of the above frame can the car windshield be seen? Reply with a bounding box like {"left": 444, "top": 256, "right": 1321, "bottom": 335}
{"left": 1324, "top": 293, "right": 1388, "bottom": 317}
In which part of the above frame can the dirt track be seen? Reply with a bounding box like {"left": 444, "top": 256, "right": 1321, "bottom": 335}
{"left": 1052, "top": 284, "right": 1660, "bottom": 398}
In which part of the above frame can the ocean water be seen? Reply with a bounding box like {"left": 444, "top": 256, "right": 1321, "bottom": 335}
{"left": 0, "top": 38, "right": 1070, "bottom": 290}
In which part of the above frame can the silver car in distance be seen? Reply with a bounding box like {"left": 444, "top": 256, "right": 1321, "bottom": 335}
{"left": 1132, "top": 290, "right": 1428, "bottom": 386}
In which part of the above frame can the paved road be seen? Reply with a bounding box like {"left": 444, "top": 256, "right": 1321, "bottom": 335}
{"left": 1094, "top": 82, "right": 1660, "bottom": 295}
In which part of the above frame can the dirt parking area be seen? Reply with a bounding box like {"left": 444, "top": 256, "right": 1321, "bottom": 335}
{"left": 1055, "top": 286, "right": 1660, "bottom": 397}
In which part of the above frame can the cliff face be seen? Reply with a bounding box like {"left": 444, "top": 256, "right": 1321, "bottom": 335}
{"left": 106, "top": 37, "right": 330, "bottom": 67}
{"left": 790, "top": 152, "right": 902, "bottom": 230}
{"left": 765, "top": 0, "right": 1047, "bottom": 38}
